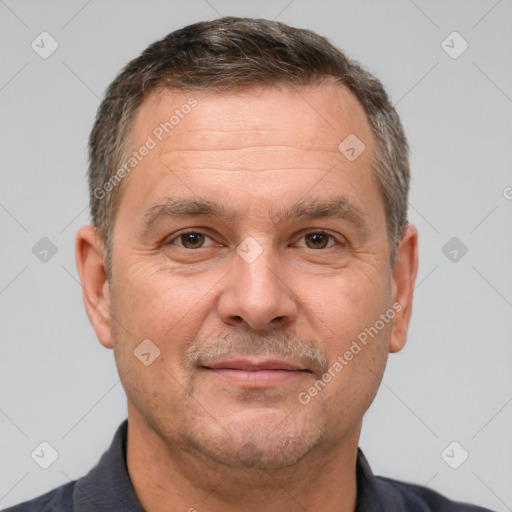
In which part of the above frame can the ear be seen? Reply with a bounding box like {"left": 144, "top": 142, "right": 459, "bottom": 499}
{"left": 75, "top": 225, "right": 113, "bottom": 349}
{"left": 389, "top": 224, "right": 419, "bottom": 354}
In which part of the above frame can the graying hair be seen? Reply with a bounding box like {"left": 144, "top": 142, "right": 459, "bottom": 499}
{"left": 88, "top": 17, "right": 410, "bottom": 280}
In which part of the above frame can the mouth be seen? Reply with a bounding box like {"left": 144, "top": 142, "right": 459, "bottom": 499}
{"left": 200, "top": 358, "right": 312, "bottom": 388}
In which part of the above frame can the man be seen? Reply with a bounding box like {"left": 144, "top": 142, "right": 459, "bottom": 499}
{"left": 6, "top": 16, "right": 493, "bottom": 512}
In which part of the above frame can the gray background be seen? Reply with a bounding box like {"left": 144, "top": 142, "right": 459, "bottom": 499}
{"left": 1, "top": 0, "right": 511, "bottom": 510}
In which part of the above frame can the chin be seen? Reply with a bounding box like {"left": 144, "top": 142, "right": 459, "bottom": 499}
{"left": 185, "top": 406, "right": 325, "bottom": 470}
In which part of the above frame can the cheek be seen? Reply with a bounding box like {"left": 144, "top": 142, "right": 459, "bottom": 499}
{"left": 110, "top": 260, "right": 221, "bottom": 366}
{"left": 114, "top": 260, "right": 180, "bottom": 326}
{"left": 312, "top": 267, "right": 391, "bottom": 355}
{"left": 108, "top": 268, "right": 198, "bottom": 425}
{"left": 308, "top": 268, "right": 391, "bottom": 411}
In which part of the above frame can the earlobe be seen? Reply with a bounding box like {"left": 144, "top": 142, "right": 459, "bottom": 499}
{"left": 75, "top": 225, "right": 113, "bottom": 349}
{"left": 389, "top": 224, "right": 419, "bottom": 354}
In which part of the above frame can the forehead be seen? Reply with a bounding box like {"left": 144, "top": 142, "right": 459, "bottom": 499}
{"left": 130, "top": 82, "right": 373, "bottom": 160}
{"left": 119, "top": 82, "right": 381, "bottom": 230}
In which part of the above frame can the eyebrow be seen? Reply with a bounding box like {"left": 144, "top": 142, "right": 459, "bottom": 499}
{"left": 141, "top": 198, "right": 242, "bottom": 231}
{"left": 140, "top": 196, "right": 369, "bottom": 234}
{"left": 270, "top": 196, "right": 368, "bottom": 232}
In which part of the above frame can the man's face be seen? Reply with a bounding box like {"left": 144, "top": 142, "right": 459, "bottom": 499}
{"left": 96, "top": 83, "right": 408, "bottom": 469}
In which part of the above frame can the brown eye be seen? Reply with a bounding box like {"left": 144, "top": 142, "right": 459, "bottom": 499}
{"left": 303, "top": 232, "right": 332, "bottom": 249}
{"left": 177, "top": 232, "right": 207, "bottom": 249}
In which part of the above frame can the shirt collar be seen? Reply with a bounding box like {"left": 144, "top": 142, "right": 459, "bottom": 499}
{"left": 73, "top": 419, "right": 389, "bottom": 512}
{"left": 74, "top": 419, "right": 144, "bottom": 512}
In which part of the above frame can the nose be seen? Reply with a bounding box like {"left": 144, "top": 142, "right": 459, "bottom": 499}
{"left": 217, "top": 240, "right": 298, "bottom": 331}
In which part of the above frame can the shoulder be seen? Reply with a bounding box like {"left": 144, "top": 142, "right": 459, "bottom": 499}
{"left": 2, "top": 480, "right": 76, "bottom": 512}
{"left": 376, "top": 475, "right": 496, "bottom": 511}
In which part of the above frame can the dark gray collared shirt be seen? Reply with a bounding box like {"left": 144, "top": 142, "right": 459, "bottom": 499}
{"left": 5, "top": 420, "right": 494, "bottom": 511}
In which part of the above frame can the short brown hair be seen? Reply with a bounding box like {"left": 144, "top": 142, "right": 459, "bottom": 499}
{"left": 88, "top": 16, "right": 410, "bottom": 279}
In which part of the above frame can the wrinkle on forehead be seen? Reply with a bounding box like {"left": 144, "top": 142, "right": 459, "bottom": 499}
{"left": 129, "top": 82, "right": 374, "bottom": 161}
{"left": 118, "top": 83, "right": 383, "bottom": 238}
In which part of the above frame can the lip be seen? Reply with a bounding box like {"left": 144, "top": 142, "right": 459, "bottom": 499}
{"left": 207, "top": 359, "right": 305, "bottom": 371}
{"left": 202, "top": 359, "right": 311, "bottom": 387}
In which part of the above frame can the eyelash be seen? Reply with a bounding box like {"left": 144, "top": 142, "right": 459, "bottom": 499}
{"left": 165, "top": 230, "right": 345, "bottom": 250}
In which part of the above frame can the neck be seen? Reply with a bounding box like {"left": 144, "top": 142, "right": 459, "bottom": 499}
{"left": 126, "top": 409, "right": 360, "bottom": 512}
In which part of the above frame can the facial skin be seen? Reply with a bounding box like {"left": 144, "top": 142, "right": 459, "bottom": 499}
{"left": 76, "top": 81, "right": 418, "bottom": 512}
